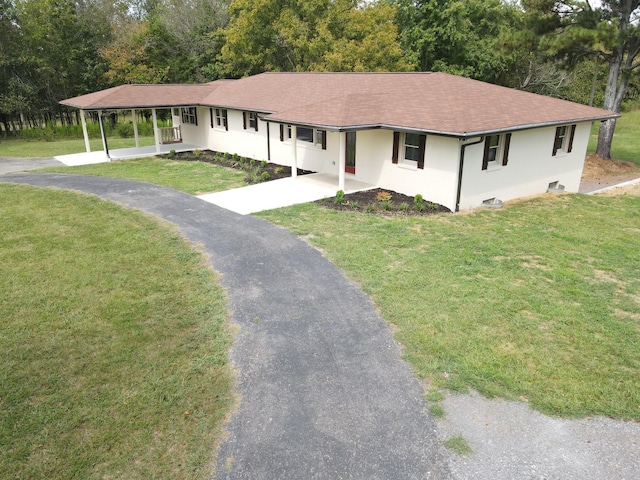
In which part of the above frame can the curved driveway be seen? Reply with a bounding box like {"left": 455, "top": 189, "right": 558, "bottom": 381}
{"left": 0, "top": 173, "right": 450, "bottom": 479}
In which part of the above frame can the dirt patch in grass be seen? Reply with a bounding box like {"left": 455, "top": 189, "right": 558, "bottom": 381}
{"left": 579, "top": 154, "right": 640, "bottom": 193}
{"left": 317, "top": 188, "right": 451, "bottom": 216}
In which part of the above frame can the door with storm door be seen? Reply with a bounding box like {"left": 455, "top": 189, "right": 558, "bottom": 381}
{"left": 345, "top": 131, "right": 356, "bottom": 174}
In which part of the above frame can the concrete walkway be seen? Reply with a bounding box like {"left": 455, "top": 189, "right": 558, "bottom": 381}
{"left": 0, "top": 173, "right": 451, "bottom": 479}
{"left": 199, "top": 173, "right": 376, "bottom": 215}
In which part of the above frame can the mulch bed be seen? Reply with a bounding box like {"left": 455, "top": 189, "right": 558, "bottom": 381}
{"left": 165, "top": 149, "right": 311, "bottom": 182}
{"left": 166, "top": 149, "right": 451, "bottom": 216}
{"left": 317, "top": 189, "right": 451, "bottom": 216}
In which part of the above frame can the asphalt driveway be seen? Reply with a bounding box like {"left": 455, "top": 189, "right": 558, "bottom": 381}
{"left": 3, "top": 173, "right": 637, "bottom": 480}
{"left": 0, "top": 173, "right": 451, "bottom": 479}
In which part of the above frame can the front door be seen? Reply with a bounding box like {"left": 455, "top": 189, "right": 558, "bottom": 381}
{"left": 345, "top": 131, "right": 356, "bottom": 174}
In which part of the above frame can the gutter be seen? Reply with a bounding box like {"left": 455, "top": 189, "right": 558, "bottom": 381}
{"left": 455, "top": 136, "right": 484, "bottom": 213}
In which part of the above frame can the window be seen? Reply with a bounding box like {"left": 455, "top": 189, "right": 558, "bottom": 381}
{"left": 482, "top": 133, "right": 511, "bottom": 170}
{"left": 181, "top": 107, "right": 197, "bottom": 125}
{"left": 215, "top": 108, "right": 228, "bottom": 130}
{"left": 392, "top": 131, "right": 426, "bottom": 169}
{"left": 297, "top": 126, "right": 314, "bottom": 143}
{"left": 552, "top": 124, "right": 576, "bottom": 156}
{"left": 280, "top": 124, "right": 327, "bottom": 149}
{"left": 243, "top": 111, "right": 259, "bottom": 131}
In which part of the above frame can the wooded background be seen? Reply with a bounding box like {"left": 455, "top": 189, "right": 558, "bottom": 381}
{"left": 1, "top": 0, "right": 638, "bottom": 157}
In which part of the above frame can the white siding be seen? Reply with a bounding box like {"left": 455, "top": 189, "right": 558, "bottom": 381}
{"left": 458, "top": 123, "right": 591, "bottom": 210}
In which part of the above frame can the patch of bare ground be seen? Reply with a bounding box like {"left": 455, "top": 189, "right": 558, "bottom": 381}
{"left": 579, "top": 154, "right": 640, "bottom": 193}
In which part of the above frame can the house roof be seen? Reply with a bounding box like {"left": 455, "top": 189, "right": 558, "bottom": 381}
{"left": 60, "top": 72, "right": 618, "bottom": 137}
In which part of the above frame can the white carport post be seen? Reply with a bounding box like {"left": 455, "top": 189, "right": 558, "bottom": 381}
{"left": 290, "top": 125, "right": 298, "bottom": 178}
{"left": 132, "top": 109, "right": 140, "bottom": 148}
{"left": 151, "top": 108, "right": 161, "bottom": 153}
{"left": 80, "top": 110, "right": 91, "bottom": 153}
{"left": 338, "top": 131, "right": 346, "bottom": 191}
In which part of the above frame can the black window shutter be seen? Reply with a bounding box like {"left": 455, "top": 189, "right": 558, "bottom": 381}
{"left": 280, "top": 124, "right": 284, "bottom": 141}
{"left": 194, "top": 108, "right": 198, "bottom": 126}
{"left": 482, "top": 136, "right": 491, "bottom": 170}
{"left": 567, "top": 124, "right": 576, "bottom": 153}
{"left": 502, "top": 133, "right": 511, "bottom": 166}
{"left": 417, "top": 134, "right": 426, "bottom": 169}
{"left": 254, "top": 114, "right": 258, "bottom": 132}
{"left": 223, "top": 110, "right": 228, "bottom": 131}
{"left": 552, "top": 127, "right": 560, "bottom": 156}
{"left": 210, "top": 108, "right": 214, "bottom": 128}
{"left": 392, "top": 132, "right": 399, "bottom": 164}
{"left": 321, "top": 130, "right": 327, "bottom": 150}
{"left": 243, "top": 112, "right": 247, "bottom": 130}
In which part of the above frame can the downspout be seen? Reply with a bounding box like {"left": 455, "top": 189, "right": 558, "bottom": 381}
{"left": 266, "top": 122, "right": 271, "bottom": 162}
{"left": 455, "top": 136, "right": 484, "bottom": 212}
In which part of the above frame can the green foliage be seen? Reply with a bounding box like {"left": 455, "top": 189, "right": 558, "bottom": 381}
{"left": 117, "top": 122, "right": 134, "bottom": 138}
{"left": 391, "top": 0, "right": 520, "bottom": 84}
{"left": 218, "top": 0, "right": 412, "bottom": 77}
{"left": 261, "top": 171, "right": 270, "bottom": 182}
{"left": 414, "top": 193, "right": 425, "bottom": 211}
{"left": 335, "top": 190, "right": 346, "bottom": 205}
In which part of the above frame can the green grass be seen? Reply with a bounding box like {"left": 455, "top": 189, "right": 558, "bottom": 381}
{"left": 0, "top": 185, "right": 234, "bottom": 479}
{"left": 0, "top": 136, "right": 156, "bottom": 158}
{"left": 443, "top": 435, "right": 472, "bottom": 455}
{"left": 588, "top": 109, "right": 640, "bottom": 166}
{"left": 38, "top": 157, "right": 247, "bottom": 195}
{"left": 259, "top": 193, "right": 640, "bottom": 420}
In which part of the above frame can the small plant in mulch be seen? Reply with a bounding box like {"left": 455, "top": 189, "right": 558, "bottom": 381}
{"left": 318, "top": 188, "right": 450, "bottom": 216}
{"left": 376, "top": 191, "right": 392, "bottom": 202}
{"left": 161, "top": 149, "right": 308, "bottom": 184}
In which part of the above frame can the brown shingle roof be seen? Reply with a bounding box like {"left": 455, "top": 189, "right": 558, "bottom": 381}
{"left": 60, "top": 72, "right": 617, "bottom": 137}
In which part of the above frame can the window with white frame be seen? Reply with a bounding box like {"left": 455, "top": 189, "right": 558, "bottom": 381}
{"left": 552, "top": 124, "right": 576, "bottom": 156}
{"left": 215, "top": 108, "right": 228, "bottom": 130}
{"left": 243, "top": 111, "right": 259, "bottom": 131}
{"left": 181, "top": 107, "right": 197, "bottom": 125}
{"left": 482, "top": 133, "right": 511, "bottom": 170}
{"left": 280, "top": 124, "right": 326, "bottom": 149}
{"left": 392, "top": 131, "right": 426, "bottom": 169}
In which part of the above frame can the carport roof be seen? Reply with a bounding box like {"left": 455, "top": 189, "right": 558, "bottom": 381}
{"left": 60, "top": 72, "right": 618, "bottom": 137}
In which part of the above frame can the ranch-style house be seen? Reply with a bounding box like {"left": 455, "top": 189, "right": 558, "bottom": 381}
{"left": 61, "top": 72, "right": 618, "bottom": 211}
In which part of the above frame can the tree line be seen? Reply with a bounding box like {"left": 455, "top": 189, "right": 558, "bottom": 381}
{"left": 1, "top": 0, "right": 638, "bottom": 157}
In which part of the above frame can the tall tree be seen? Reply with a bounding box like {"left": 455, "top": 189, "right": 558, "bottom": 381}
{"left": 217, "top": 0, "right": 412, "bottom": 77}
{"left": 520, "top": 0, "right": 640, "bottom": 159}
{"left": 389, "top": 0, "right": 520, "bottom": 84}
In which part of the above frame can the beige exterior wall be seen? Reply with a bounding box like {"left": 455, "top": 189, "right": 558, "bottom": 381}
{"left": 458, "top": 123, "right": 591, "bottom": 210}
{"left": 180, "top": 108, "right": 591, "bottom": 212}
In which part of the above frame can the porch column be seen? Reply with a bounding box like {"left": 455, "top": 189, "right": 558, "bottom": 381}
{"left": 338, "top": 131, "right": 346, "bottom": 191}
{"left": 290, "top": 125, "right": 298, "bottom": 178}
{"left": 132, "top": 109, "right": 140, "bottom": 148}
{"left": 80, "top": 110, "right": 91, "bottom": 153}
{"left": 98, "top": 111, "right": 110, "bottom": 160}
{"left": 152, "top": 108, "right": 160, "bottom": 153}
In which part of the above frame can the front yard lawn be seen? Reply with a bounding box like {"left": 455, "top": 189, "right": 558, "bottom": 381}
{"left": 259, "top": 191, "right": 640, "bottom": 420}
{"left": 0, "top": 185, "right": 234, "bottom": 479}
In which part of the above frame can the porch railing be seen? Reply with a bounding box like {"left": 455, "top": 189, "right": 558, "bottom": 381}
{"left": 159, "top": 126, "right": 182, "bottom": 144}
